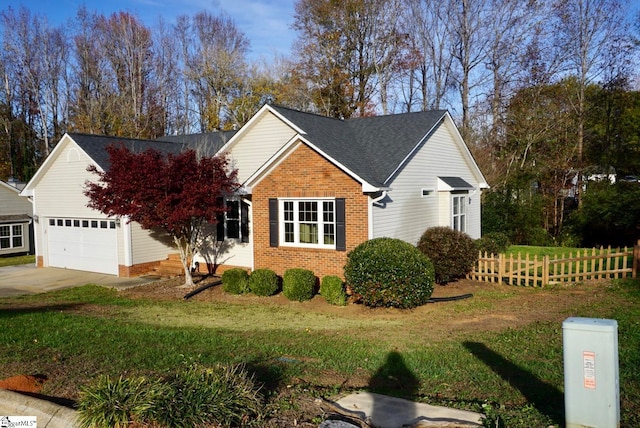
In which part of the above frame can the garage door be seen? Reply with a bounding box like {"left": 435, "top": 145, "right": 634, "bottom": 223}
{"left": 47, "top": 218, "right": 118, "bottom": 275}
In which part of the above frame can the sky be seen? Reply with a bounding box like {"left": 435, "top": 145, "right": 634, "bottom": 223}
{"left": 0, "top": 0, "right": 298, "bottom": 61}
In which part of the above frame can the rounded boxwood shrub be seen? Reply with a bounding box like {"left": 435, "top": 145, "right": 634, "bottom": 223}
{"left": 320, "top": 275, "right": 347, "bottom": 306}
{"left": 344, "top": 237, "right": 434, "bottom": 309}
{"left": 248, "top": 268, "right": 280, "bottom": 296}
{"left": 417, "top": 226, "right": 478, "bottom": 284}
{"left": 282, "top": 268, "right": 316, "bottom": 301}
{"left": 222, "top": 268, "right": 250, "bottom": 294}
{"left": 475, "top": 232, "right": 511, "bottom": 255}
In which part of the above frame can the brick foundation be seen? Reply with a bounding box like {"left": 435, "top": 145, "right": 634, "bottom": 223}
{"left": 118, "top": 261, "right": 162, "bottom": 277}
{"left": 36, "top": 256, "right": 43, "bottom": 268}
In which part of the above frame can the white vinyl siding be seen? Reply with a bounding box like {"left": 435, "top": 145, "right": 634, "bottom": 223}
{"left": 129, "top": 222, "right": 175, "bottom": 265}
{"left": 228, "top": 112, "right": 297, "bottom": 184}
{"left": 371, "top": 120, "right": 482, "bottom": 243}
{"left": 34, "top": 141, "right": 102, "bottom": 218}
{"left": 0, "top": 185, "right": 32, "bottom": 216}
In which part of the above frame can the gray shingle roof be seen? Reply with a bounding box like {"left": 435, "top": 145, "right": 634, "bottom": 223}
{"left": 68, "top": 133, "right": 186, "bottom": 171}
{"left": 269, "top": 105, "right": 447, "bottom": 187}
{"left": 158, "top": 131, "right": 236, "bottom": 156}
{"left": 69, "top": 131, "right": 236, "bottom": 170}
{"left": 69, "top": 106, "right": 448, "bottom": 189}
{"left": 439, "top": 176, "right": 474, "bottom": 189}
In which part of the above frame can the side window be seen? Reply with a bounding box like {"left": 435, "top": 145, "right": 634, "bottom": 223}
{"left": 217, "top": 198, "right": 249, "bottom": 242}
{"left": 452, "top": 193, "right": 467, "bottom": 233}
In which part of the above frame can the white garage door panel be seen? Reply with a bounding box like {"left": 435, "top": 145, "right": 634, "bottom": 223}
{"left": 48, "top": 219, "right": 118, "bottom": 275}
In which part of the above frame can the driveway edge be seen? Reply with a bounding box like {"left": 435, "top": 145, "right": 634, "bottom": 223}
{"left": 0, "top": 389, "right": 78, "bottom": 427}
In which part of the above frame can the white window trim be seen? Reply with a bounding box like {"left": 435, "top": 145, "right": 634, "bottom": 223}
{"left": 279, "top": 197, "right": 336, "bottom": 249}
{"left": 0, "top": 223, "right": 24, "bottom": 249}
{"left": 452, "top": 192, "right": 468, "bottom": 233}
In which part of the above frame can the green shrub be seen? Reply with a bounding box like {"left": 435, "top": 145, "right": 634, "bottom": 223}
{"left": 417, "top": 227, "right": 478, "bottom": 284}
{"left": 475, "top": 232, "right": 511, "bottom": 255}
{"left": 249, "top": 268, "right": 280, "bottom": 296}
{"left": 320, "top": 275, "right": 347, "bottom": 306}
{"left": 282, "top": 268, "right": 316, "bottom": 301}
{"left": 77, "top": 375, "right": 165, "bottom": 428}
{"left": 155, "top": 363, "right": 263, "bottom": 427}
{"left": 222, "top": 268, "right": 250, "bottom": 294}
{"left": 344, "top": 237, "right": 434, "bottom": 308}
{"left": 78, "top": 364, "right": 263, "bottom": 428}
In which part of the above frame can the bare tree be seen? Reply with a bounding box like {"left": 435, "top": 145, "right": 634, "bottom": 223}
{"left": 403, "top": 0, "right": 455, "bottom": 111}
{"left": 449, "top": 0, "right": 490, "bottom": 140}
{"left": 552, "top": 0, "right": 632, "bottom": 203}
{"left": 183, "top": 12, "right": 250, "bottom": 131}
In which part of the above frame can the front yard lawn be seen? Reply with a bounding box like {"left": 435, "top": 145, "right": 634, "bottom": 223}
{"left": 0, "top": 277, "right": 638, "bottom": 427}
{"left": 0, "top": 254, "right": 35, "bottom": 267}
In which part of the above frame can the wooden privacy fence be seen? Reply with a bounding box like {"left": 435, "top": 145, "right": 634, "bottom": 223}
{"left": 468, "top": 243, "right": 640, "bottom": 287}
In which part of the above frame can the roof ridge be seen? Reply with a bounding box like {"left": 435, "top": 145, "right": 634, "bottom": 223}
{"left": 269, "top": 104, "right": 346, "bottom": 123}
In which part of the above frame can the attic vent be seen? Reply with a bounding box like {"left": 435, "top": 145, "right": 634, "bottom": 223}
{"left": 421, "top": 188, "right": 434, "bottom": 197}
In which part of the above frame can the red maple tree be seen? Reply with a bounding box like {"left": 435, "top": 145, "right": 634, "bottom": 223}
{"left": 84, "top": 145, "right": 239, "bottom": 286}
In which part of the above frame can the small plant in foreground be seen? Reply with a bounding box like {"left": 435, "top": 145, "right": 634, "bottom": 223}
{"left": 78, "top": 364, "right": 263, "bottom": 428}
{"left": 344, "top": 237, "right": 434, "bottom": 308}
{"left": 282, "top": 268, "right": 316, "bottom": 301}
{"left": 249, "top": 268, "right": 280, "bottom": 296}
{"left": 222, "top": 268, "right": 250, "bottom": 294}
{"left": 320, "top": 275, "right": 347, "bottom": 306}
{"left": 77, "top": 375, "right": 164, "bottom": 427}
{"left": 155, "top": 363, "right": 263, "bottom": 427}
{"left": 417, "top": 226, "right": 478, "bottom": 284}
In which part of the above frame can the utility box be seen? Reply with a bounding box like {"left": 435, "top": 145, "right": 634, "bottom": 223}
{"left": 563, "top": 317, "right": 619, "bottom": 428}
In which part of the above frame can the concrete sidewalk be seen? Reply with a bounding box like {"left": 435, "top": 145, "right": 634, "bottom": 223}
{"left": 333, "top": 392, "right": 483, "bottom": 427}
{"left": 0, "top": 389, "right": 483, "bottom": 428}
{"left": 0, "top": 264, "right": 158, "bottom": 297}
{"left": 0, "top": 390, "right": 78, "bottom": 428}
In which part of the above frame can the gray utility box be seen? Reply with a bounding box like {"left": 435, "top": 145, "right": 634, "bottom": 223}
{"left": 563, "top": 317, "right": 619, "bottom": 428}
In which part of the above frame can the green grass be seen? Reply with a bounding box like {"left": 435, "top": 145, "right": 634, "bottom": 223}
{"left": 0, "top": 254, "right": 35, "bottom": 267}
{"left": 1, "top": 281, "right": 639, "bottom": 427}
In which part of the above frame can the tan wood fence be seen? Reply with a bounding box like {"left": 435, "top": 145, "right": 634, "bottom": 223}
{"left": 468, "top": 243, "right": 640, "bottom": 286}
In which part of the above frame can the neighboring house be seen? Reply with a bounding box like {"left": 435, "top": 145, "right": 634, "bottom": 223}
{"left": 0, "top": 178, "right": 33, "bottom": 256}
{"left": 22, "top": 104, "right": 488, "bottom": 278}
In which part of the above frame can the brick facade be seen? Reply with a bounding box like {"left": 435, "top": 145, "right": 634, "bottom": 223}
{"left": 251, "top": 143, "right": 369, "bottom": 279}
{"left": 118, "top": 261, "right": 161, "bottom": 277}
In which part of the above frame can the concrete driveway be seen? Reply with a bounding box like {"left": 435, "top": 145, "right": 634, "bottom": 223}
{"left": 0, "top": 264, "right": 158, "bottom": 297}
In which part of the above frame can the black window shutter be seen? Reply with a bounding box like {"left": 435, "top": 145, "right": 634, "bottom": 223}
{"left": 269, "top": 198, "right": 278, "bottom": 247}
{"left": 216, "top": 197, "right": 225, "bottom": 241}
{"left": 241, "top": 201, "right": 250, "bottom": 243}
{"left": 335, "top": 198, "right": 346, "bottom": 251}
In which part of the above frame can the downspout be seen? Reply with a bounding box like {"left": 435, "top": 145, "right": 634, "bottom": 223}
{"left": 123, "top": 216, "right": 133, "bottom": 270}
{"left": 368, "top": 190, "right": 388, "bottom": 239}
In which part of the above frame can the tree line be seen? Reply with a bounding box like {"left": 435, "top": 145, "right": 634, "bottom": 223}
{"left": 1, "top": 0, "right": 639, "bottom": 246}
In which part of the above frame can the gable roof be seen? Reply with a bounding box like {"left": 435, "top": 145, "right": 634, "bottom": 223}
{"left": 157, "top": 131, "right": 236, "bottom": 157}
{"left": 266, "top": 105, "right": 449, "bottom": 188}
{"left": 67, "top": 133, "right": 185, "bottom": 171}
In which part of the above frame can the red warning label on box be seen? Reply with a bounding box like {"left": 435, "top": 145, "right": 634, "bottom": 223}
{"left": 583, "top": 351, "right": 596, "bottom": 389}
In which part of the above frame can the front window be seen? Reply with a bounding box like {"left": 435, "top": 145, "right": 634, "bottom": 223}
{"left": 281, "top": 199, "right": 335, "bottom": 248}
{"left": 219, "top": 198, "right": 249, "bottom": 243}
{"left": 0, "top": 224, "right": 23, "bottom": 249}
{"left": 452, "top": 193, "right": 467, "bottom": 232}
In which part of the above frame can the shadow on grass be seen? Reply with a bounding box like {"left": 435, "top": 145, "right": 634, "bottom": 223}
{"left": 463, "top": 341, "right": 564, "bottom": 424}
{"left": 0, "top": 303, "right": 87, "bottom": 317}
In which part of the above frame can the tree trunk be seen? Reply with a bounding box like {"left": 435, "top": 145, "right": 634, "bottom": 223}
{"left": 174, "top": 236, "right": 194, "bottom": 287}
